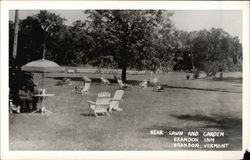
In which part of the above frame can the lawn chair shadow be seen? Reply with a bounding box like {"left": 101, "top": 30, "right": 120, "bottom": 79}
{"left": 117, "top": 80, "right": 133, "bottom": 89}
{"left": 171, "top": 113, "right": 242, "bottom": 130}
{"left": 166, "top": 84, "right": 241, "bottom": 93}
{"left": 80, "top": 113, "right": 95, "bottom": 117}
{"left": 209, "top": 77, "right": 242, "bottom": 84}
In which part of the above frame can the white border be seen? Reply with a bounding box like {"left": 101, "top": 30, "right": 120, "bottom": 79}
{"left": 1, "top": 1, "right": 249, "bottom": 160}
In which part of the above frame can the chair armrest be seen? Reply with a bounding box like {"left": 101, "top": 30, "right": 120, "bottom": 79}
{"left": 110, "top": 98, "right": 122, "bottom": 102}
{"left": 87, "top": 100, "right": 96, "bottom": 105}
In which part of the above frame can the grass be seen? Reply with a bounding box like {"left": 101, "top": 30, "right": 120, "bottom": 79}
{"left": 9, "top": 72, "right": 242, "bottom": 150}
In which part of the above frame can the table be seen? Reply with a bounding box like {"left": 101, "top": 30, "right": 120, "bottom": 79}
{"left": 33, "top": 93, "right": 54, "bottom": 115}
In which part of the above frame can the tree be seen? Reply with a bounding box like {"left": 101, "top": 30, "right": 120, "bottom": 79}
{"left": 189, "top": 28, "right": 242, "bottom": 77}
{"left": 85, "top": 10, "right": 174, "bottom": 82}
{"left": 34, "top": 10, "right": 67, "bottom": 62}
{"left": 9, "top": 10, "right": 67, "bottom": 66}
{"left": 9, "top": 10, "right": 68, "bottom": 107}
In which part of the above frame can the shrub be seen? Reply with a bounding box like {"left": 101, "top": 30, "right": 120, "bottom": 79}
{"left": 193, "top": 69, "right": 200, "bottom": 79}
{"left": 203, "top": 61, "right": 220, "bottom": 77}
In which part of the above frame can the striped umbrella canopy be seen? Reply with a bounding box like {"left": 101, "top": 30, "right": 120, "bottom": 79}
{"left": 21, "top": 59, "right": 64, "bottom": 89}
{"left": 21, "top": 59, "right": 63, "bottom": 72}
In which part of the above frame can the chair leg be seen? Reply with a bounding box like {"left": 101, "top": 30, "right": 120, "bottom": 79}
{"left": 9, "top": 108, "right": 13, "bottom": 114}
{"left": 108, "top": 107, "right": 112, "bottom": 112}
{"left": 94, "top": 112, "right": 98, "bottom": 117}
{"left": 89, "top": 109, "right": 92, "bottom": 116}
{"left": 106, "top": 111, "right": 110, "bottom": 117}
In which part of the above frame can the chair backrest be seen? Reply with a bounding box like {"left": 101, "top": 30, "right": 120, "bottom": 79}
{"left": 42, "top": 89, "right": 46, "bottom": 95}
{"left": 117, "top": 80, "right": 124, "bottom": 86}
{"left": 150, "top": 77, "right": 158, "bottom": 84}
{"left": 141, "top": 80, "right": 147, "bottom": 88}
{"left": 101, "top": 77, "right": 110, "bottom": 83}
{"left": 114, "top": 74, "right": 118, "bottom": 81}
{"left": 110, "top": 90, "right": 124, "bottom": 111}
{"left": 82, "top": 76, "right": 92, "bottom": 83}
{"left": 19, "top": 90, "right": 33, "bottom": 100}
{"left": 98, "top": 92, "right": 111, "bottom": 98}
{"left": 113, "top": 90, "right": 124, "bottom": 100}
{"left": 96, "top": 98, "right": 110, "bottom": 105}
{"left": 82, "top": 83, "right": 91, "bottom": 91}
{"left": 9, "top": 99, "right": 14, "bottom": 107}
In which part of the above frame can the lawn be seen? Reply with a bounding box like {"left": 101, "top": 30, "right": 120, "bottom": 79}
{"left": 9, "top": 71, "right": 242, "bottom": 150}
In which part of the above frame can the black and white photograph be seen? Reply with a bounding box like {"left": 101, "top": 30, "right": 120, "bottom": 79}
{"left": 1, "top": 1, "right": 249, "bottom": 160}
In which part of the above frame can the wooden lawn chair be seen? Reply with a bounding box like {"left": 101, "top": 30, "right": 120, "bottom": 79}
{"left": 81, "top": 82, "right": 91, "bottom": 95}
{"left": 9, "top": 99, "right": 21, "bottom": 113}
{"left": 109, "top": 90, "right": 124, "bottom": 112}
{"left": 117, "top": 80, "right": 132, "bottom": 89}
{"left": 149, "top": 77, "right": 158, "bottom": 86}
{"left": 139, "top": 80, "right": 148, "bottom": 89}
{"left": 153, "top": 85, "right": 165, "bottom": 92}
{"left": 87, "top": 98, "right": 110, "bottom": 117}
{"left": 100, "top": 76, "right": 111, "bottom": 85}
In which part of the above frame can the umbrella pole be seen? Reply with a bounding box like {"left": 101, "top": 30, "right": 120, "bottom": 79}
{"left": 42, "top": 73, "right": 44, "bottom": 90}
{"left": 42, "top": 72, "right": 44, "bottom": 115}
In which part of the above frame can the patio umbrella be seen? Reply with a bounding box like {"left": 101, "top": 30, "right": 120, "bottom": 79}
{"left": 21, "top": 58, "right": 64, "bottom": 90}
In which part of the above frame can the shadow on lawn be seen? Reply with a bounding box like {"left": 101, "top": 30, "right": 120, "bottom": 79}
{"left": 144, "top": 114, "right": 241, "bottom": 134}
{"left": 208, "top": 77, "right": 242, "bottom": 84}
{"left": 80, "top": 113, "right": 94, "bottom": 117}
{"left": 171, "top": 114, "right": 242, "bottom": 130}
{"left": 80, "top": 113, "right": 111, "bottom": 117}
{"left": 164, "top": 85, "right": 241, "bottom": 93}
{"left": 46, "top": 76, "right": 141, "bottom": 85}
{"left": 143, "top": 113, "right": 241, "bottom": 144}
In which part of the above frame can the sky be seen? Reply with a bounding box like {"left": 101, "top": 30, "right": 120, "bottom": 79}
{"left": 9, "top": 10, "right": 242, "bottom": 41}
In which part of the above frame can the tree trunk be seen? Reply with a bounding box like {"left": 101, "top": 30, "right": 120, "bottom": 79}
{"left": 121, "top": 48, "right": 128, "bottom": 82}
{"left": 220, "top": 72, "right": 223, "bottom": 79}
{"left": 120, "top": 21, "right": 129, "bottom": 83}
{"left": 122, "top": 62, "right": 127, "bottom": 82}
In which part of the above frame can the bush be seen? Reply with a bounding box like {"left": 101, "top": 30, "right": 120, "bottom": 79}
{"left": 203, "top": 61, "right": 220, "bottom": 77}
{"left": 193, "top": 69, "right": 200, "bottom": 79}
{"left": 9, "top": 66, "right": 35, "bottom": 105}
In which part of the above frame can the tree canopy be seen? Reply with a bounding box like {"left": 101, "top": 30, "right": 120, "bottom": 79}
{"left": 9, "top": 10, "right": 242, "bottom": 81}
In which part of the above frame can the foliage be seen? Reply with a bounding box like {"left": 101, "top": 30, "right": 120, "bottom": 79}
{"left": 9, "top": 64, "right": 35, "bottom": 105}
{"left": 9, "top": 10, "right": 242, "bottom": 82}
{"left": 189, "top": 28, "right": 242, "bottom": 76}
{"left": 192, "top": 68, "right": 200, "bottom": 79}
{"left": 84, "top": 10, "right": 174, "bottom": 81}
{"left": 9, "top": 10, "right": 66, "bottom": 105}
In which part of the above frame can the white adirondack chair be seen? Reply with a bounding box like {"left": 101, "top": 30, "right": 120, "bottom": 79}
{"left": 100, "top": 76, "right": 111, "bottom": 85}
{"left": 139, "top": 80, "right": 148, "bottom": 89}
{"left": 81, "top": 82, "right": 91, "bottom": 95}
{"left": 109, "top": 90, "right": 124, "bottom": 112}
{"left": 87, "top": 98, "right": 110, "bottom": 117}
{"left": 67, "top": 69, "right": 75, "bottom": 74}
{"left": 117, "top": 80, "right": 132, "bottom": 89}
{"left": 149, "top": 77, "right": 158, "bottom": 86}
{"left": 9, "top": 100, "right": 21, "bottom": 113}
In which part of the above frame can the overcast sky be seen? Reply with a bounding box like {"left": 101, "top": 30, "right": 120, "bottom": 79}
{"left": 9, "top": 10, "right": 242, "bottom": 41}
